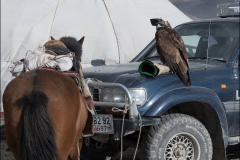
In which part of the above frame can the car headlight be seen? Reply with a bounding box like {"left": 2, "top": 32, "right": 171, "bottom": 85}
{"left": 128, "top": 88, "right": 147, "bottom": 106}
{"left": 101, "top": 88, "right": 147, "bottom": 106}
{"left": 101, "top": 88, "right": 126, "bottom": 103}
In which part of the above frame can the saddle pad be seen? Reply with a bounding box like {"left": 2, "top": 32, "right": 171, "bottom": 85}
{"left": 62, "top": 71, "right": 78, "bottom": 78}
{"left": 56, "top": 56, "right": 73, "bottom": 71}
{"left": 25, "top": 50, "right": 57, "bottom": 71}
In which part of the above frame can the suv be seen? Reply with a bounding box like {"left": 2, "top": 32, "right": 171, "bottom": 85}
{"left": 81, "top": 4, "right": 239, "bottom": 160}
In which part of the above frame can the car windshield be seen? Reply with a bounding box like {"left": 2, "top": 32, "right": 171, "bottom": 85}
{"left": 145, "top": 22, "right": 239, "bottom": 62}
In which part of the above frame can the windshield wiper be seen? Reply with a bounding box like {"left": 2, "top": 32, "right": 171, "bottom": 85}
{"left": 143, "top": 56, "right": 159, "bottom": 60}
{"left": 208, "top": 57, "right": 226, "bottom": 62}
{"left": 143, "top": 56, "right": 226, "bottom": 62}
{"left": 188, "top": 57, "right": 226, "bottom": 62}
{"left": 188, "top": 57, "right": 205, "bottom": 60}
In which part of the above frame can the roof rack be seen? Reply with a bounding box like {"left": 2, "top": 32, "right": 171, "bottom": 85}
{"left": 217, "top": 3, "right": 240, "bottom": 18}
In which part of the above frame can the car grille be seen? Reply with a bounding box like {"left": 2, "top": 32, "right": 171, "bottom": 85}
{"left": 91, "top": 88, "right": 103, "bottom": 113}
{"left": 92, "top": 88, "right": 100, "bottom": 101}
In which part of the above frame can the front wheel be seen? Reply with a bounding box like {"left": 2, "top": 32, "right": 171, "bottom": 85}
{"left": 140, "top": 114, "right": 213, "bottom": 160}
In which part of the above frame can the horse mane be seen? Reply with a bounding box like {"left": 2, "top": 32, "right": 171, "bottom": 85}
{"left": 59, "top": 36, "right": 82, "bottom": 62}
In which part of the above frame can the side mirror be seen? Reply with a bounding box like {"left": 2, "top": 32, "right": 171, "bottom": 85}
{"left": 91, "top": 59, "right": 106, "bottom": 66}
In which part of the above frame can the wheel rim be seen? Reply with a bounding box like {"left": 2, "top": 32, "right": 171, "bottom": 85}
{"left": 164, "top": 132, "right": 200, "bottom": 160}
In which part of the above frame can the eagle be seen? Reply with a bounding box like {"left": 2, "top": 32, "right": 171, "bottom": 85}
{"left": 150, "top": 18, "right": 191, "bottom": 86}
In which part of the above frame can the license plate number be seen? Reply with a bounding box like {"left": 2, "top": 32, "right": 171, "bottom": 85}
{"left": 92, "top": 114, "right": 114, "bottom": 134}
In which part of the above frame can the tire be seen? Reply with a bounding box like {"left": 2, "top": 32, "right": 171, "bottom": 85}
{"left": 80, "top": 137, "right": 120, "bottom": 160}
{"left": 140, "top": 113, "right": 213, "bottom": 160}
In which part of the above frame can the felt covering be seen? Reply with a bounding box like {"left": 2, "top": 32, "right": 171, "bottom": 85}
{"left": 138, "top": 60, "right": 170, "bottom": 77}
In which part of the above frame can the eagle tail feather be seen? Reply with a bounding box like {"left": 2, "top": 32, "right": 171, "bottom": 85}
{"left": 177, "top": 72, "right": 191, "bottom": 86}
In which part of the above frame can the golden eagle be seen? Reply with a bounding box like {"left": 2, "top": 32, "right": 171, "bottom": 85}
{"left": 151, "top": 18, "right": 191, "bottom": 86}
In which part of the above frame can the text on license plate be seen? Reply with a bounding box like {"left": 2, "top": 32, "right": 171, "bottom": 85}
{"left": 92, "top": 114, "right": 114, "bottom": 134}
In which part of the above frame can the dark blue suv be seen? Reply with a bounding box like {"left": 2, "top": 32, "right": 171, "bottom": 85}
{"left": 81, "top": 4, "right": 239, "bottom": 160}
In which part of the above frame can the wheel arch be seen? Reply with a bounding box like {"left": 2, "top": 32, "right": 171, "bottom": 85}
{"left": 142, "top": 87, "right": 228, "bottom": 159}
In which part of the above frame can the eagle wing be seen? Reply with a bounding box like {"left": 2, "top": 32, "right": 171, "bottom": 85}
{"left": 167, "top": 28, "right": 189, "bottom": 66}
{"left": 155, "top": 27, "right": 191, "bottom": 85}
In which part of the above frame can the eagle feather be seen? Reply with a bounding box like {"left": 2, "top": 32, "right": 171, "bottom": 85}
{"left": 155, "top": 20, "right": 191, "bottom": 86}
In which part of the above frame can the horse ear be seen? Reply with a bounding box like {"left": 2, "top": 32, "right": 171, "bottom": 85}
{"left": 51, "top": 36, "right": 55, "bottom": 40}
{"left": 78, "top": 36, "right": 85, "bottom": 46}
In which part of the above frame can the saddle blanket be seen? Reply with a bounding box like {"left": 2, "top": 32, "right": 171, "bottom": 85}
{"left": 9, "top": 49, "right": 73, "bottom": 77}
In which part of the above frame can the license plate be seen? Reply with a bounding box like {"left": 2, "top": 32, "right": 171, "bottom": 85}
{"left": 92, "top": 114, "right": 114, "bottom": 134}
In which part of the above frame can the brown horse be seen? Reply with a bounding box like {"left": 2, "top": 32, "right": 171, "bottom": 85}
{"left": 3, "top": 37, "right": 88, "bottom": 160}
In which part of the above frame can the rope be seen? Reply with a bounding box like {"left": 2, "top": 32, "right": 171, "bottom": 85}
{"left": 112, "top": 104, "right": 131, "bottom": 160}
{"left": 133, "top": 113, "right": 142, "bottom": 160}
{"left": 111, "top": 100, "right": 142, "bottom": 160}
{"left": 102, "top": 0, "right": 121, "bottom": 64}
{"left": 1, "top": 60, "right": 18, "bottom": 62}
{"left": 25, "top": 50, "right": 33, "bottom": 57}
{"left": 77, "top": 140, "right": 80, "bottom": 160}
{"left": 1, "top": 48, "right": 74, "bottom": 63}
{"left": 48, "top": 0, "right": 60, "bottom": 37}
{"left": 23, "top": 49, "right": 75, "bottom": 70}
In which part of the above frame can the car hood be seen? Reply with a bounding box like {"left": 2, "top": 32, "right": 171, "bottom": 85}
{"left": 83, "top": 62, "right": 139, "bottom": 82}
{"left": 83, "top": 59, "right": 226, "bottom": 83}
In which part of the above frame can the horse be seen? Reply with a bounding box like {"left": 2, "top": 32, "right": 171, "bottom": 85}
{"left": 2, "top": 36, "right": 89, "bottom": 160}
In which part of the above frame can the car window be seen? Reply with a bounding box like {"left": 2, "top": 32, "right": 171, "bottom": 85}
{"left": 144, "top": 23, "right": 210, "bottom": 59}
{"left": 176, "top": 22, "right": 239, "bottom": 61}
{"left": 143, "top": 22, "right": 239, "bottom": 62}
{"left": 208, "top": 23, "right": 239, "bottom": 61}
{"left": 145, "top": 46, "right": 158, "bottom": 58}
{"left": 182, "top": 35, "right": 200, "bottom": 57}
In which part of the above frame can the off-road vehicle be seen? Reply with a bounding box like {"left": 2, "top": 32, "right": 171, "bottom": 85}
{"left": 81, "top": 3, "right": 239, "bottom": 160}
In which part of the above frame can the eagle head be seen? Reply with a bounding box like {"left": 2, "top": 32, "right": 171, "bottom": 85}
{"left": 150, "top": 18, "right": 172, "bottom": 29}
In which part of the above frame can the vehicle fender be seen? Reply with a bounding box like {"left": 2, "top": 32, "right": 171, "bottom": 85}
{"left": 142, "top": 86, "right": 228, "bottom": 145}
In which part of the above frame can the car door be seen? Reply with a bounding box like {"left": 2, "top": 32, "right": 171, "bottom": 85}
{"left": 206, "top": 22, "right": 239, "bottom": 136}
{"left": 233, "top": 52, "right": 239, "bottom": 135}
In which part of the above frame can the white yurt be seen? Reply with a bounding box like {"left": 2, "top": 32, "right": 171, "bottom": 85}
{"left": 1, "top": 0, "right": 191, "bottom": 111}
